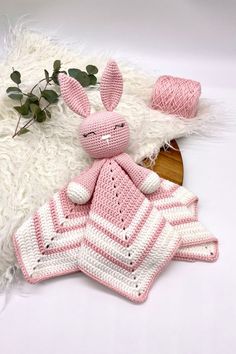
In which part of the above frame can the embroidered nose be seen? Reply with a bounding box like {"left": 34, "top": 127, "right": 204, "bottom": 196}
{"left": 101, "top": 134, "right": 111, "bottom": 145}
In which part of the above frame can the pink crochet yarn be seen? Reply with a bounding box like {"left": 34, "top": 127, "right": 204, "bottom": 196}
{"left": 59, "top": 61, "right": 129, "bottom": 159}
{"left": 79, "top": 111, "right": 129, "bottom": 158}
{"left": 150, "top": 75, "right": 201, "bottom": 118}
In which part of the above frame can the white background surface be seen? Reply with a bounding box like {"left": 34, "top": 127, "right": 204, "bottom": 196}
{"left": 0, "top": 1, "right": 236, "bottom": 354}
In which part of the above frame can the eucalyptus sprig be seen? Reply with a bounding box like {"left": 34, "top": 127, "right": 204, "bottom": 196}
{"left": 6, "top": 60, "right": 99, "bottom": 137}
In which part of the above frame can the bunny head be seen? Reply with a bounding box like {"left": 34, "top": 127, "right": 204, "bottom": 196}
{"left": 59, "top": 60, "right": 129, "bottom": 159}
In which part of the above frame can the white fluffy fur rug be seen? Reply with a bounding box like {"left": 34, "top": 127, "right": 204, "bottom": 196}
{"left": 0, "top": 26, "right": 218, "bottom": 289}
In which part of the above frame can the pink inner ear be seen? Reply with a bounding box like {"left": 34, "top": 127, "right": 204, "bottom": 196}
{"left": 100, "top": 60, "right": 123, "bottom": 111}
{"left": 59, "top": 74, "right": 90, "bottom": 118}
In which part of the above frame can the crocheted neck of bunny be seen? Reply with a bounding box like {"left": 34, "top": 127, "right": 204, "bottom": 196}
{"left": 79, "top": 111, "right": 129, "bottom": 159}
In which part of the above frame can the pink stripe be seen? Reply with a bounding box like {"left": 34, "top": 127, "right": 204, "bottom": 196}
{"left": 83, "top": 218, "right": 166, "bottom": 272}
{"left": 186, "top": 196, "right": 198, "bottom": 207}
{"left": 89, "top": 202, "right": 153, "bottom": 247}
{"left": 169, "top": 216, "right": 198, "bottom": 226}
{"left": 34, "top": 212, "right": 45, "bottom": 253}
{"left": 79, "top": 234, "right": 181, "bottom": 303}
{"left": 181, "top": 236, "right": 218, "bottom": 247}
{"left": 148, "top": 184, "right": 179, "bottom": 201}
{"left": 44, "top": 242, "right": 81, "bottom": 255}
{"left": 13, "top": 234, "right": 33, "bottom": 282}
{"left": 155, "top": 201, "right": 183, "bottom": 210}
{"left": 186, "top": 197, "right": 198, "bottom": 218}
{"left": 174, "top": 240, "right": 219, "bottom": 262}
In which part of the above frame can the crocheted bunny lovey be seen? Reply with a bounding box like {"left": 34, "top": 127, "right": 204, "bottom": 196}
{"left": 57, "top": 60, "right": 183, "bottom": 302}
{"left": 13, "top": 60, "right": 218, "bottom": 303}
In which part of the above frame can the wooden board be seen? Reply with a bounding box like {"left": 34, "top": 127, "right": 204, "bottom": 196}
{"left": 143, "top": 140, "right": 184, "bottom": 186}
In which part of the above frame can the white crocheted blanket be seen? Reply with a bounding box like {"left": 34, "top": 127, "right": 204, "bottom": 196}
{"left": 0, "top": 26, "right": 218, "bottom": 289}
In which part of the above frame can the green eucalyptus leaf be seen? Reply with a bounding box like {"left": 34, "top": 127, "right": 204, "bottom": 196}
{"left": 51, "top": 72, "right": 59, "bottom": 85}
{"left": 44, "top": 69, "right": 50, "bottom": 83}
{"left": 68, "top": 69, "right": 90, "bottom": 87}
{"left": 89, "top": 74, "right": 97, "bottom": 85}
{"left": 86, "top": 65, "right": 98, "bottom": 75}
{"left": 41, "top": 90, "right": 59, "bottom": 103}
{"left": 10, "top": 70, "right": 21, "bottom": 84}
{"left": 36, "top": 110, "right": 47, "bottom": 123}
{"left": 6, "top": 87, "right": 23, "bottom": 100}
{"left": 30, "top": 103, "right": 46, "bottom": 122}
{"left": 27, "top": 93, "right": 39, "bottom": 103}
{"left": 18, "top": 127, "right": 30, "bottom": 135}
{"left": 78, "top": 71, "right": 90, "bottom": 87}
{"left": 53, "top": 60, "right": 61, "bottom": 72}
{"left": 68, "top": 68, "right": 81, "bottom": 79}
{"left": 30, "top": 103, "right": 41, "bottom": 117}
{"left": 14, "top": 102, "right": 30, "bottom": 116}
{"left": 19, "top": 100, "right": 32, "bottom": 118}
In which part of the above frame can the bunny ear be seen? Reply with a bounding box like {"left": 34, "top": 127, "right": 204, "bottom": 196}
{"left": 100, "top": 60, "right": 123, "bottom": 111}
{"left": 59, "top": 74, "right": 90, "bottom": 118}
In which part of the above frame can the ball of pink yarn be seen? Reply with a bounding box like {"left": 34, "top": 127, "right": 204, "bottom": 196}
{"left": 150, "top": 75, "right": 201, "bottom": 118}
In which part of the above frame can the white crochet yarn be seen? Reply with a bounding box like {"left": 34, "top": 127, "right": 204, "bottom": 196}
{"left": 140, "top": 172, "right": 161, "bottom": 194}
{"left": 67, "top": 182, "right": 90, "bottom": 204}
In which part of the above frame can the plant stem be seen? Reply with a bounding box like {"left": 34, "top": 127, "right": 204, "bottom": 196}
{"left": 13, "top": 78, "right": 52, "bottom": 138}
{"left": 13, "top": 114, "right": 22, "bottom": 137}
{"left": 39, "top": 81, "right": 49, "bottom": 104}
{"left": 43, "top": 103, "right": 51, "bottom": 111}
{"left": 23, "top": 118, "right": 35, "bottom": 128}
{"left": 30, "top": 78, "right": 47, "bottom": 94}
{"left": 12, "top": 118, "right": 35, "bottom": 138}
{"left": 24, "top": 119, "right": 35, "bottom": 130}
{"left": 13, "top": 83, "right": 23, "bottom": 137}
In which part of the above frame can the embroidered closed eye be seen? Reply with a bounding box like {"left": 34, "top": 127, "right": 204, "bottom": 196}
{"left": 114, "top": 123, "right": 125, "bottom": 130}
{"left": 83, "top": 132, "right": 96, "bottom": 138}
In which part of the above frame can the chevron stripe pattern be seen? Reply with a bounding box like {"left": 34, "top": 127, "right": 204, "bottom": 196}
{"left": 13, "top": 188, "right": 90, "bottom": 283}
{"left": 13, "top": 175, "right": 218, "bottom": 289}
{"left": 77, "top": 160, "right": 181, "bottom": 303}
{"left": 147, "top": 179, "right": 218, "bottom": 261}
